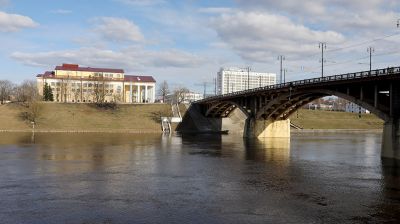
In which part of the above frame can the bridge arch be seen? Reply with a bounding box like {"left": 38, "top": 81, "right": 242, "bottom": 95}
{"left": 256, "top": 89, "right": 390, "bottom": 122}
{"left": 205, "top": 101, "right": 250, "bottom": 118}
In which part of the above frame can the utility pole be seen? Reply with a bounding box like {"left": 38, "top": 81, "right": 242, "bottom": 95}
{"left": 278, "top": 55, "right": 285, "bottom": 84}
{"left": 259, "top": 75, "right": 261, "bottom": 87}
{"left": 213, "top": 78, "right": 216, "bottom": 95}
{"left": 203, "top": 82, "right": 207, "bottom": 98}
{"left": 246, "top": 66, "right": 251, "bottom": 90}
{"left": 227, "top": 75, "right": 230, "bottom": 94}
{"left": 319, "top": 42, "right": 327, "bottom": 78}
{"left": 367, "top": 47, "right": 374, "bottom": 74}
{"left": 283, "top": 69, "right": 287, "bottom": 83}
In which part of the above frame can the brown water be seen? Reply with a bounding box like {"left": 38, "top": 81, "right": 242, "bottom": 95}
{"left": 0, "top": 132, "right": 399, "bottom": 224}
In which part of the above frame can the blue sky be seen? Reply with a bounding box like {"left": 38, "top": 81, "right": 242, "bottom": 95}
{"left": 1, "top": 0, "right": 400, "bottom": 92}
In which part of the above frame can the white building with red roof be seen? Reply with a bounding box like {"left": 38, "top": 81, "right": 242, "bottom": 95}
{"left": 36, "top": 64, "right": 156, "bottom": 103}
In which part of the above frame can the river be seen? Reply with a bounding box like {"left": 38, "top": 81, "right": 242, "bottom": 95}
{"left": 0, "top": 132, "right": 399, "bottom": 223}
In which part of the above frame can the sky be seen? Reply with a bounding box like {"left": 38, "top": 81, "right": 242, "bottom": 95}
{"left": 1, "top": 0, "right": 400, "bottom": 93}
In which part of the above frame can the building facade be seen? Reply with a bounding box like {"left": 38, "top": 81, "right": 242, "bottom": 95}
{"left": 165, "top": 91, "right": 203, "bottom": 104}
{"left": 217, "top": 68, "right": 276, "bottom": 95}
{"left": 345, "top": 102, "right": 370, "bottom": 114}
{"left": 36, "top": 64, "right": 156, "bottom": 103}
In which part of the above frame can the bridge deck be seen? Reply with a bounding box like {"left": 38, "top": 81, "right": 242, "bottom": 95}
{"left": 197, "top": 66, "right": 400, "bottom": 103}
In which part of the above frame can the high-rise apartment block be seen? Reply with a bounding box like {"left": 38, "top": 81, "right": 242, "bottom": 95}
{"left": 217, "top": 68, "right": 276, "bottom": 95}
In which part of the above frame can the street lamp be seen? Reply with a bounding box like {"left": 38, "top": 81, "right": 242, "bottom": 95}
{"left": 278, "top": 56, "right": 285, "bottom": 84}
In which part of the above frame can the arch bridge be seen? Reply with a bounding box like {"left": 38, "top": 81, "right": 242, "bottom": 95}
{"left": 178, "top": 67, "right": 400, "bottom": 160}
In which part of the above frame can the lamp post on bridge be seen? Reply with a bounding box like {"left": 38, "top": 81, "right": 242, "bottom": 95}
{"left": 278, "top": 55, "right": 285, "bottom": 84}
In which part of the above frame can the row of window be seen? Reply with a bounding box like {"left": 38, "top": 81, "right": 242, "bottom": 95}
{"left": 50, "top": 82, "right": 122, "bottom": 89}
{"left": 93, "top": 73, "right": 122, "bottom": 78}
{"left": 51, "top": 88, "right": 121, "bottom": 94}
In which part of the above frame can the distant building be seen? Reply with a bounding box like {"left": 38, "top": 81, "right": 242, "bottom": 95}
{"left": 182, "top": 92, "right": 203, "bottom": 103}
{"left": 345, "top": 102, "right": 370, "bottom": 114}
{"left": 165, "top": 91, "right": 203, "bottom": 104}
{"left": 217, "top": 67, "right": 276, "bottom": 95}
{"left": 36, "top": 64, "right": 156, "bottom": 103}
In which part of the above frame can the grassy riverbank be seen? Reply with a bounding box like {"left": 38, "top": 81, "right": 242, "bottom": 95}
{"left": 289, "top": 109, "right": 384, "bottom": 129}
{"left": 0, "top": 103, "right": 384, "bottom": 132}
{"left": 0, "top": 102, "right": 172, "bottom": 132}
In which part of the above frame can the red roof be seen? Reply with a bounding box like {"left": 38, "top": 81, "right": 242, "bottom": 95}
{"left": 124, "top": 75, "right": 156, "bottom": 83}
{"left": 36, "top": 71, "right": 55, "bottom": 78}
{"left": 55, "top": 64, "right": 124, "bottom": 73}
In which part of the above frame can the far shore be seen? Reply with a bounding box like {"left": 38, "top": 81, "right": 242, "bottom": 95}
{"left": 0, "top": 129, "right": 383, "bottom": 134}
{"left": 0, "top": 103, "right": 384, "bottom": 133}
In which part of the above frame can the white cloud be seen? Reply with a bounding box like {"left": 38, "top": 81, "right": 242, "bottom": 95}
{"left": 234, "top": 0, "right": 400, "bottom": 33}
{"left": 51, "top": 9, "right": 72, "bottom": 14}
{"left": 198, "top": 7, "right": 233, "bottom": 14}
{"left": 10, "top": 46, "right": 206, "bottom": 71}
{"left": 0, "top": 11, "right": 38, "bottom": 32}
{"left": 93, "top": 17, "right": 144, "bottom": 43}
{"left": 211, "top": 11, "right": 345, "bottom": 62}
{"left": 0, "top": 0, "right": 9, "bottom": 7}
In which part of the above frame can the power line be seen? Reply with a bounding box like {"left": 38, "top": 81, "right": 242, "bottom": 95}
{"left": 286, "top": 31, "right": 400, "bottom": 61}
{"left": 327, "top": 32, "right": 400, "bottom": 53}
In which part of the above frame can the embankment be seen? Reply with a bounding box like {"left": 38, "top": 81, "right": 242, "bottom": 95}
{"left": 0, "top": 103, "right": 384, "bottom": 133}
{"left": 0, "top": 102, "right": 172, "bottom": 133}
{"left": 289, "top": 109, "right": 384, "bottom": 130}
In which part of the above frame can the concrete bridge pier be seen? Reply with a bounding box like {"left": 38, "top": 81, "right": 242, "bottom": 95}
{"left": 382, "top": 119, "right": 400, "bottom": 160}
{"left": 245, "top": 118, "right": 291, "bottom": 138}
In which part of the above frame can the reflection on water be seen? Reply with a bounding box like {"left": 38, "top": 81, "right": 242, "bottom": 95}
{"left": 0, "top": 132, "right": 399, "bottom": 223}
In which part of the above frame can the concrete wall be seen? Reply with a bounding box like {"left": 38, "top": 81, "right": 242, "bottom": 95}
{"left": 245, "top": 118, "right": 291, "bottom": 138}
{"left": 382, "top": 120, "right": 400, "bottom": 160}
{"left": 221, "top": 108, "right": 248, "bottom": 135}
{"left": 178, "top": 104, "right": 290, "bottom": 139}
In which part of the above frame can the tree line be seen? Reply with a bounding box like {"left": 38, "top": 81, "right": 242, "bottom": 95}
{"left": 0, "top": 80, "right": 39, "bottom": 104}
{"left": 158, "top": 80, "right": 190, "bottom": 104}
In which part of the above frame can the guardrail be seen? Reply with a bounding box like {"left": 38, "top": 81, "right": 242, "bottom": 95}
{"left": 197, "top": 66, "right": 400, "bottom": 103}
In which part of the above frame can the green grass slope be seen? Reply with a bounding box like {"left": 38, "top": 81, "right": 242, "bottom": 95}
{"left": 0, "top": 103, "right": 172, "bottom": 132}
{"left": 289, "top": 109, "right": 384, "bottom": 129}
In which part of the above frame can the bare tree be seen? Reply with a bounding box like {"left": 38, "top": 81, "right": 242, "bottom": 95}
{"left": 173, "top": 87, "right": 190, "bottom": 104}
{"left": 14, "top": 80, "right": 38, "bottom": 102}
{"left": 92, "top": 77, "right": 105, "bottom": 103}
{"left": 0, "top": 80, "right": 14, "bottom": 104}
{"left": 158, "top": 81, "right": 170, "bottom": 103}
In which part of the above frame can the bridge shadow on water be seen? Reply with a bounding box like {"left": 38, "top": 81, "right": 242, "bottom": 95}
{"left": 179, "top": 133, "right": 291, "bottom": 163}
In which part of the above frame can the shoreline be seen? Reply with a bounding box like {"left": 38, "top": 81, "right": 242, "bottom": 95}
{"left": 0, "top": 129, "right": 163, "bottom": 134}
{"left": 0, "top": 129, "right": 383, "bottom": 134}
{"left": 291, "top": 129, "right": 382, "bottom": 133}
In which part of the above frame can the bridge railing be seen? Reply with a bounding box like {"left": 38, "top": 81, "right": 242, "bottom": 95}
{"left": 198, "top": 66, "right": 400, "bottom": 102}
